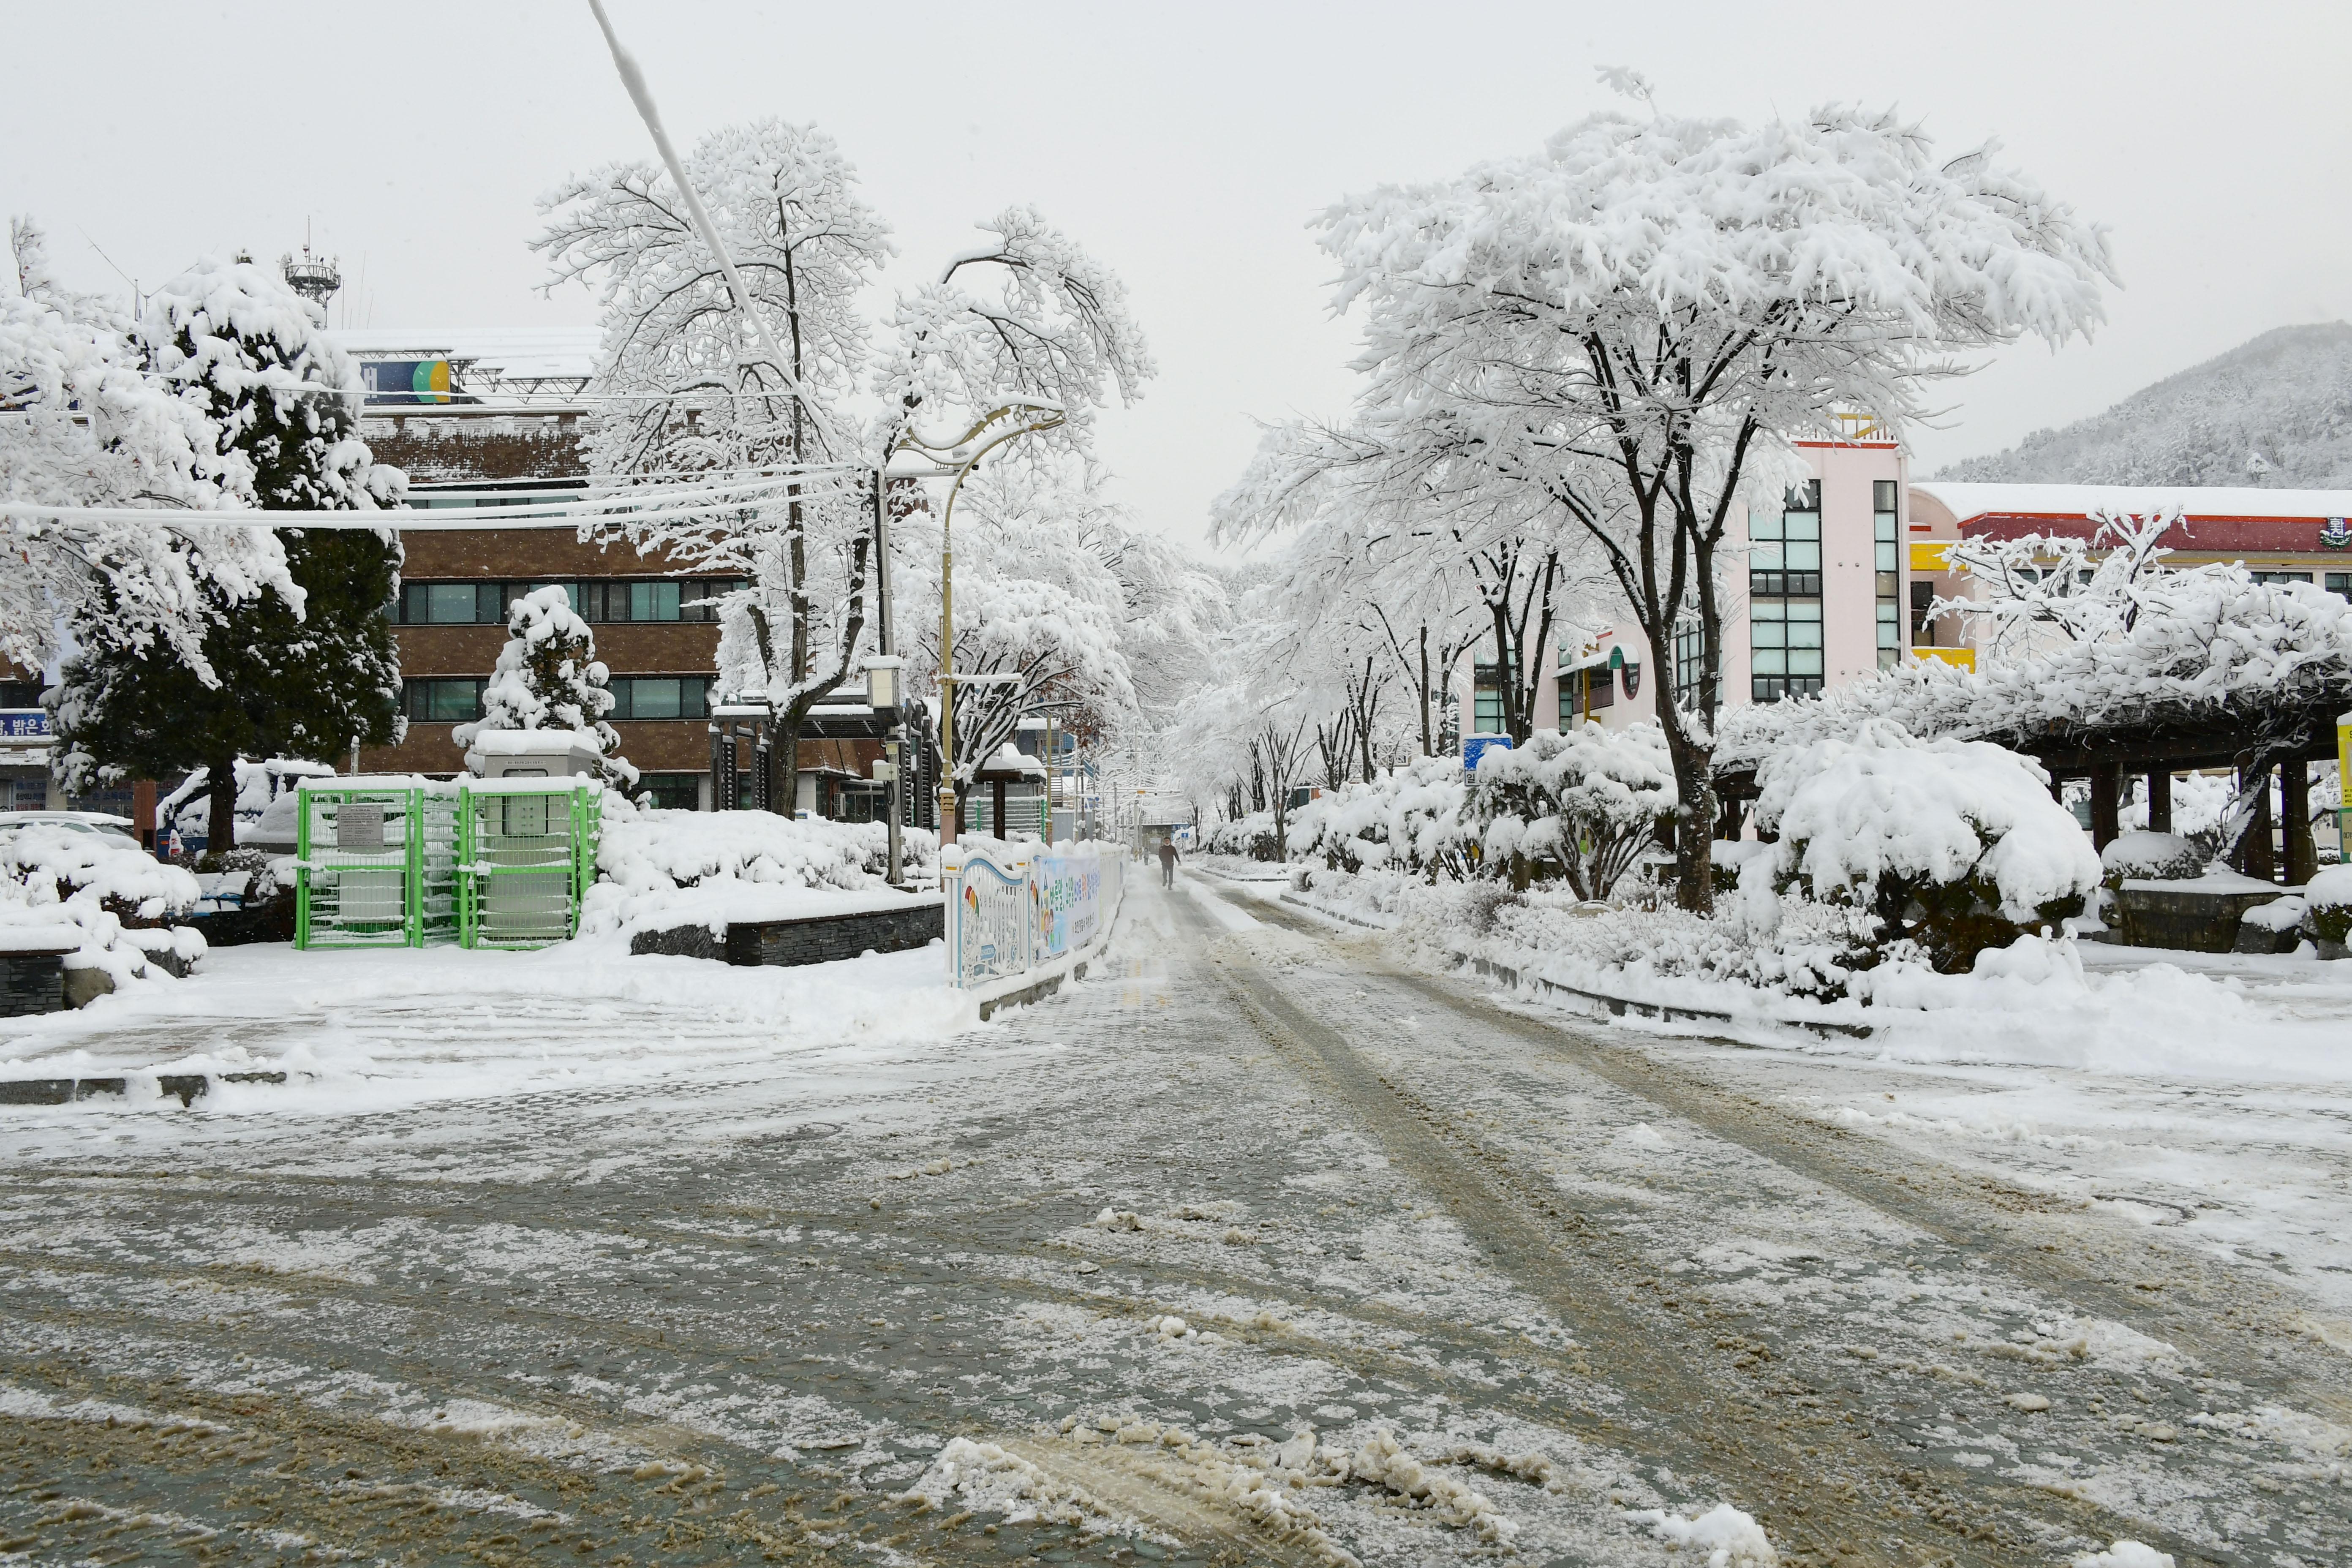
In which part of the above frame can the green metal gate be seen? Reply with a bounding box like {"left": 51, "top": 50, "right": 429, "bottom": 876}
{"left": 295, "top": 779, "right": 460, "bottom": 948}
{"left": 457, "top": 781, "right": 602, "bottom": 950}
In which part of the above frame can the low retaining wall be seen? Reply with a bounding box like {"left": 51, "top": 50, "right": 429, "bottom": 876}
{"left": 1454, "top": 950, "right": 1874, "bottom": 1041}
{"left": 631, "top": 896, "right": 945, "bottom": 968}
{"left": 0, "top": 951, "right": 70, "bottom": 1017}
{"left": 2113, "top": 881, "right": 2293, "bottom": 953}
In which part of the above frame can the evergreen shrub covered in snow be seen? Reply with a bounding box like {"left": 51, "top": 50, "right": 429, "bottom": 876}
{"left": 1748, "top": 729, "right": 2099, "bottom": 973}
{"left": 0, "top": 824, "right": 205, "bottom": 984}
{"left": 1200, "top": 811, "right": 1278, "bottom": 860}
{"left": 1290, "top": 755, "right": 1475, "bottom": 879}
{"left": 457, "top": 587, "right": 638, "bottom": 789}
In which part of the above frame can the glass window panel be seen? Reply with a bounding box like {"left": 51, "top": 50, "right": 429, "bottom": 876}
{"left": 1788, "top": 649, "right": 1825, "bottom": 676}
{"left": 1749, "top": 542, "right": 1784, "bottom": 570}
{"left": 1876, "top": 542, "right": 1898, "bottom": 570}
{"left": 1878, "top": 622, "right": 1901, "bottom": 649}
{"left": 626, "top": 678, "right": 683, "bottom": 720}
{"left": 1786, "top": 621, "right": 1822, "bottom": 648}
{"left": 1752, "top": 648, "right": 1786, "bottom": 675}
{"left": 1783, "top": 512, "right": 1821, "bottom": 541}
{"left": 1788, "top": 599, "right": 1823, "bottom": 621}
{"left": 630, "top": 582, "right": 682, "bottom": 622}
{"left": 1875, "top": 516, "right": 1898, "bottom": 542}
{"left": 1874, "top": 480, "right": 1897, "bottom": 510}
{"left": 1785, "top": 540, "right": 1821, "bottom": 569}
{"left": 2327, "top": 573, "right": 2351, "bottom": 599}
{"left": 425, "top": 583, "right": 476, "bottom": 623}
{"left": 1750, "top": 599, "right": 1785, "bottom": 621}
{"left": 1750, "top": 512, "right": 1784, "bottom": 542}
{"left": 1752, "top": 622, "right": 1786, "bottom": 648}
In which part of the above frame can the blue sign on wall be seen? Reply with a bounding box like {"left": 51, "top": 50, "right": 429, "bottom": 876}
{"left": 1463, "top": 734, "right": 1514, "bottom": 773}
{"left": 0, "top": 710, "right": 51, "bottom": 739}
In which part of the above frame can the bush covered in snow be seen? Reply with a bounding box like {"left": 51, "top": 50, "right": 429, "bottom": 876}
{"left": 2305, "top": 864, "right": 2352, "bottom": 947}
{"left": 1200, "top": 810, "right": 1279, "bottom": 861}
{"left": 2099, "top": 830, "right": 2205, "bottom": 885}
{"left": 1748, "top": 729, "right": 2099, "bottom": 973}
{"left": 1290, "top": 755, "right": 1475, "bottom": 879}
{"left": 1470, "top": 723, "right": 1674, "bottom": 898}
{"left": 0, "top": 824, "right": 205, "bottom": 986}
{"left": 581, "top": 798, "right": 937, "bottom": 939}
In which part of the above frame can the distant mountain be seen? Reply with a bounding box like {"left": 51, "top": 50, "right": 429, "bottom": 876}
{"left": 1935, "top": 322, "right": 2352, "bottom": 489}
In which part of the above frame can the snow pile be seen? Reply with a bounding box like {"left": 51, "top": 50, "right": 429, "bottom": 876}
{"left": 580, "top": 799, "right": 938, "bottom": 939}
{"left": 2070, "top": 1543, "right": 2175, "bottom": 1568}
{"left": 0, "top": 824, "right": 204, "bottom": 985}
{"left": 896, "top": 1437, "right": 1097, "bottom": 1528}
{"left": 1748, "top": 727, "right": 2098, "bottom": 971}
{"left": 1624, "top": 1503, "right": 1778, "bottom": 1567}
{"left": 1341, "top": 1429, "right": 1515, "bottom": 1545}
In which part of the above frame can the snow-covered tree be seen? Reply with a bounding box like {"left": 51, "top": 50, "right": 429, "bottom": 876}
{"left": 456, "top": 587, "right": 637, "bottom": 788}
{"left": 1473, "top": 722, "right": 1677, "bottom": 899}
{"left": 1239, "top": 84, "right": 2115, "bottom": 912}
{"left": 1, "top": 219, "right": 295, "bottom": 680}
{"left": 536, "top": 119, "right": 890, "bottom": 814}
{"left": 537, "top": 124, "right": 1154, "bottom": 824}
{"left": 47, "top": 254, "right": 404, "bottom": 855}
{"left": 1932, "top": 507, "right": 2190, "bottom": 662}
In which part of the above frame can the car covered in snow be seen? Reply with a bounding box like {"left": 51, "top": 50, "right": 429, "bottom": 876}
{"left": 0, "top": 810, "right": 141, "bottom": 850}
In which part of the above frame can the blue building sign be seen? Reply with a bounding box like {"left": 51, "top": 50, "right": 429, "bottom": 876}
{"left": 1463, "top": 734, "right": 1513, "bottom": 773}
{"left": 0, "top": 709, "right": 51, "bottom": 740}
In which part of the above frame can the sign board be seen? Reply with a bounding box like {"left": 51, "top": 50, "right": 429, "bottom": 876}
{"left": 0, "top": 709, "right": 51, "bottom": 740}
{"left": 1463, "top": 735, "right": 1514, "bottom": 773}
{"left": 1032, "top": 848, "right": 1105, "bottom": 961}
{"left": 335, "top": 802, "right": 387, "bottom": 851}
{"left": 952, "top": 847, "right": 1030, "bottom": 985}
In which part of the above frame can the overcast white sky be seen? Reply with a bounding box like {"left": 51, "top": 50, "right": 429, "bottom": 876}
{"left": 6, "top": 1, "right": 2346, "bottom": 553}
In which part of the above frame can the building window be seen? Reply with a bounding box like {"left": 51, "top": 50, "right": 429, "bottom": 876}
{"left": 1909, "top": 579, "right": 1937, "bottom": 648}
{"left": 607, "top": 676, "right": 712, "bottom": 721}
{"left": 0, "top": 680, "right": 43, "bottom": 709}
{"left": 1751, "top": 483, "right": 1825, "bottom": 702}
{"left": 2252, "top": 571, "right": 2314, "bottom": 585}
{"left": 2327, "top": 572, "right": 2351, "bottom": 602}
{"left": 398, "top": 579, "right": 743, "bottom": 626}
{"left": 1673, "top": 618, "right": 1713, "bottom": 711}
{"left": 1874, "top": 479, "right": 1901, "bottom": 670}
{"left": 638, "top": 773, "right": 702, "bottom": 811}
{"left": 1471, "top": 663, "right": 1504, "bottom": 735}
{"left": 1559, "top": 665, "right": 1612, "bottom": 728}
{"left": 403, "top": 678, "right": 487, "bottom": 722}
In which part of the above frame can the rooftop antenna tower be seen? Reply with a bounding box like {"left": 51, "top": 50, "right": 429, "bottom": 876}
{"left": 281, "top": 220, "right": 341, "bottom": 309}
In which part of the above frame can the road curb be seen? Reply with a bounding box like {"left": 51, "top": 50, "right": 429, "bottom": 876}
{"left": 0, "top": 1070, "right": 295, "bottom": 1110}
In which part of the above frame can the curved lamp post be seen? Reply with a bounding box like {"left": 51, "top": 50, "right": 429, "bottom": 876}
{"left": 887, "top": 400, "right": 1066, "bottom": 852}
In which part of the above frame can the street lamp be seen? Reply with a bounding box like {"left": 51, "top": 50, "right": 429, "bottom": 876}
{"left": 887, "top": 399, "right": 1066, "bottom": 852}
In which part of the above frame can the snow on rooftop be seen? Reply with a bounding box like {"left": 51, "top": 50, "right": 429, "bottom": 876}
{"left": 329, "top": 327, "right": 601, "bottom": 382}
{"left": 1914, "top": 481, "right": 2352, "bottom": 523}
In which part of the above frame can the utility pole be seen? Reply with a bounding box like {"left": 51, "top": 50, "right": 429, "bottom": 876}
{"left": 873, "top": 471, "right": 903, "bottom": 885}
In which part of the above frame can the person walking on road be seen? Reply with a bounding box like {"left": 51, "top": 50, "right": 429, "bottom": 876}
{"left": 1158, "top": 839, "right": 1180, "bottom": 888}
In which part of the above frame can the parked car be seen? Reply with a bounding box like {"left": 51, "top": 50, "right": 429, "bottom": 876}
{"left": 0, "top": 809, "right": 141, "bottom": 849}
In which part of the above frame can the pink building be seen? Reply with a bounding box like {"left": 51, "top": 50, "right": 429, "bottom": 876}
{"left": 1454, "top": 433, "right": 1910, "bottom": 740}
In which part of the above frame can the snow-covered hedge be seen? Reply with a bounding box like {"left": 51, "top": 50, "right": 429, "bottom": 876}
{"left": 1747, "top": 729, "right": 2099, "bottom": 973}
{"left": 1291, "top": 756, "right": 1475, "bottom": 879}
{"left": 1470, "top": 724, "right": 1674, "bottom": 898}
{"left": 582, "top": 800, "right": 938, "bottom": 940}
{"left": 1200, "top": 811, "right": 1279, "bottom": 860}
{"left": 2306, "top": 865, "right": 2352, "bottom": 947}
{"left": 2100, "top": 830, "right": 2204, "bottom": 884}
{"left": 0, "top": 824, "right": 206, "bottom": 986}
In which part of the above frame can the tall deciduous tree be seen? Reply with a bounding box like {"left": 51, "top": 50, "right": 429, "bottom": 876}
{"left": 49, "top": 255, "right": 404, "bottom": 855}
{"left": 1232, "top": 85, "right": 2115, "bottom": 909}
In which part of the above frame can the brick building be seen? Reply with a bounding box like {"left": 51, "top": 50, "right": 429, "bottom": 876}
{"left": 342, "top": 329, "right": 897, "bottom": 815}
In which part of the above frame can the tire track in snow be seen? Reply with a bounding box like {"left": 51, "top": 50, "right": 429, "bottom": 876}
{"left": 1241, "top": 885, "right": 2352, "bottom": 1432}
{"left": 1179, "top": 888, "right": 2211, "bottom": 1568}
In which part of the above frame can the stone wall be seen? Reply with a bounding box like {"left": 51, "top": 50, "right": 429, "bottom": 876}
{"left": 629, "top": 898, "right": 945, "bottom": 969}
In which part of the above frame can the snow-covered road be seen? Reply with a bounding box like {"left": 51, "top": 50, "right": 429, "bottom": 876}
{"left": 0, "top": 874, "right": 2344, "bottom": 1566}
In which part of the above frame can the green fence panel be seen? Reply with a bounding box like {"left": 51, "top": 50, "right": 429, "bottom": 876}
{"left": 295, "top": 779, "right": 460, "bottom": 949}
{"left": 458, "top": 781, "right": 601, "bottom": 950}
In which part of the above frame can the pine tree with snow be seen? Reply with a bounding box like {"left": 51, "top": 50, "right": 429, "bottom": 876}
{"left": 49, "top": 255, "right": 405, "bottom": 858}
{"left": 455, "top": 587, "right": 637, "bottom": 788}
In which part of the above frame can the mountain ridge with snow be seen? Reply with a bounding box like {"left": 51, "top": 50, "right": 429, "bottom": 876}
{"left": 1937, "top": 322, "right": 2352, "bottom": 488}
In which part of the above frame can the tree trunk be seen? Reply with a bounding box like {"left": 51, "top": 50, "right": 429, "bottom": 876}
{"left": 204, "top": 754, "right": 237, "bottom": 863}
